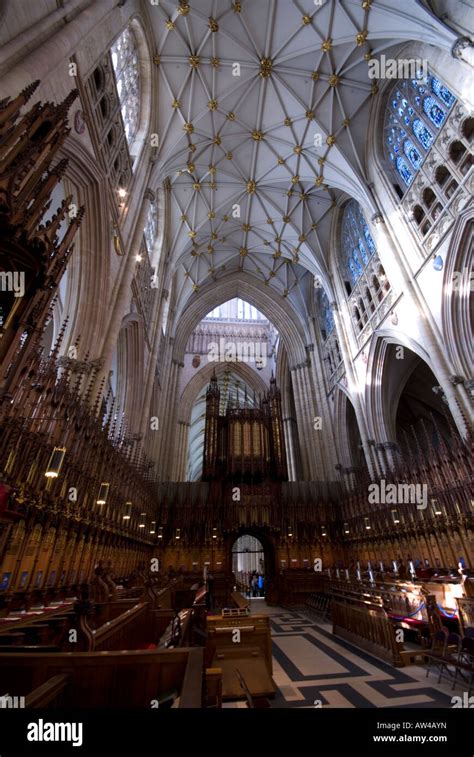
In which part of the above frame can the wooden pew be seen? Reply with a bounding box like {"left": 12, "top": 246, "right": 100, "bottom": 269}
{"left": 0, "top": 647, "right": 203, "bottom": 708}
{"left": 332, "top": 600, "right": 404, "bottom": 667}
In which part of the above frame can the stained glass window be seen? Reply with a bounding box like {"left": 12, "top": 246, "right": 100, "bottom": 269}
{"left": 341, "top": 201, "right": 377, "bottom": 285}
{"left": 384, "top": 72, "right": 456, "bottom": 190}
{"left": 318, "top": 290, "right": 335, "bottom": 339}
{"left": 423, "top": 96, "right": 446, "bottom": 128}
{"left": 431, "top": 78, "right": 456, "bottom": 107}
{"left": 111, "top": 27, "right": 141, "bottom": 147}
{"left": 412, "top": 118, "right": 433, "bottom": 150}
{"left": 404, "top": 139, "right": 423, "bottom": 169}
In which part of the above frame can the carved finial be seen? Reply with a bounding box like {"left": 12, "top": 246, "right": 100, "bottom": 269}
{"left": 21, "top": 80, "right": 40, "bottom": 102}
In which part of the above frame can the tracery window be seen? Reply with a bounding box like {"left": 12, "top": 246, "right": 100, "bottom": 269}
{"left": 384, "top": 72, "right": 456, "bottom": 190}
{"left": 111, "top": 26, "right": 141, "bottom": 148}
{"left": 340, "top": 201, "right": 392, "bottom": 337}
{"left": 341, "top": 201, "right": 377, "bottom": 287}
{"left": 317, "top": 290, "right": 335, "bottom": 342}
{"left": 317, "top": 290, "right": 342, "bottom": 385}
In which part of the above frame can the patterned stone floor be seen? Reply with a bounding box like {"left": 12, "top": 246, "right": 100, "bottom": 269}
{"left": 247, "top": 600, "right": 466, "bottom": 709}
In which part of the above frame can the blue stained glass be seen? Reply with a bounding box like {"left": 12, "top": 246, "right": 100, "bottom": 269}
{"left": 385, "top": 71, "right": 457, "bottom": 194}
{"left": 352, "top": 250, "right": 363, "bottom": 276}
{"left": 348, "top": 257, "right": 357, "bottom": 284}
{"left": 364, "top": 226, "right": 376, "bottom": 254}
{"left": 404, "top": 139, "right": 423, "bottom": 169}
{"left": 341, "top": 201, "right": 376, "bottom": 285}
{"left": 320, "top": 291, "right": 335, "bottom": 337}
{"left": 396, "top": 156, "right": 413, "bottom": 186}
{"left": 358, "top": 239, "right": 369, "bottom": 265}
{"left": 431, "top": 78, "right": 456, "bottom": 107}
{"left": 423, "top": 96, "right": 446, "bottom": 127}
{"left": 412, "top": 118, "right": 433, "bottom": 150}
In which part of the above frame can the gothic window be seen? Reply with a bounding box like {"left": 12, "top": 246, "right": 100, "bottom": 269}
{"left": 111, "top": 26, "right": 141, "bottom": 148}
{"left": 431, "top": 77, "right": 456, "bottom": 107}
{"left": 384, "top": 72, "right": 456, "bottom": 190}
{"left": 341, "top": 201, "right": 377, "bottom": 287}
{"left": 404, "top": 139, "right": 423, "bottom": 170}
{"left": 412, "top": 118, "right": 434, "bottom": 150}
{"left": 317, "top": 290, "right": 335, "bottom": 342}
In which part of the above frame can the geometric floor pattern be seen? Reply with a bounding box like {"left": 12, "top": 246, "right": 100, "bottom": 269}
{"left": 247, "top": 601, "right": 464, "bottom": 709}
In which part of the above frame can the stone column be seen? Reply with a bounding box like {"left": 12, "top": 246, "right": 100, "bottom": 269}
{"left": 290, "top": 365, "right": 311, "bottom": 480}
{"left": 283, "top": 417, "right": 297, "bottom": 481}
{"left": 91, "top": 188, "right": 154, "bottom": 402}
{"left": 328, "top": 302, "right": 380, "bottom": 479}
{"left": 368, "top": 212, "right": 471, "bottom": 438}
{"left": 0, "top": 0, "right": 118, "bottom": 97}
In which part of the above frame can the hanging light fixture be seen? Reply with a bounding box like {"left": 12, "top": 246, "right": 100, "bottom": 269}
{"left": 96, "top": 482, "right": 110, "bottom": 505}
{"left": 139, "top": 513, "right": 146, "bottom": 528}
{"left": 123, "top": 502, "right": 132, "bottom": 520}
{"left": 45, "top": 447, "right": 66, "bottom": 478}
{"left": 157, "top": 527, "right": 163, "bottom": 540}
{"left": 321, "top": 525, "right": 327, "bottom": 537}
{"left": 344, "top": 522, "right": 350, "bottom": 534}
{"left": 212, "top": 527, "right": 217, "bottom": 540}
{"left": 175, "top": 528, "right": 181, "bottom": 540}
{"left": 287, "top": 526, "right": 293, "bottom": 538}
{"left": 391, "top": 509, "right": 400, "bottom": 524}
{"left": 150, "top": 521, "right": 156, "bottom": 535}
{"left": 364, "top": 517, "right": 371, "bottom": 530}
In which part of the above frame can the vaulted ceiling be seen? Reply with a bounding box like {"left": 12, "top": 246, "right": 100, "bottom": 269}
{"left": 148, "top": 0, "right": 456, "bottom": 318}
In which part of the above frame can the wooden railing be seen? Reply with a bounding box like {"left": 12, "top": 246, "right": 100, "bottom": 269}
{"left": 91, "top": 602, "right": 150, "bottom": 651}
{"left": 332, "top": 601, "right": 404, "bottom": 667}
{"left": 271, "top": 572, "right": 324, "bottom": 606}
{"left": 25, "top": 674, "right": 70, "bottom": 709}
{"left": 0, "top": 647, "right": 203, "bottom": 708}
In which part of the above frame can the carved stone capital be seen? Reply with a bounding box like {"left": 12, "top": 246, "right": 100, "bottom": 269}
{"left": 452, "top": 36, "right": 473, "bottom": 60}
{"left": 371, "top": 212, "right": 384, "bottom": 225}
{"left": 144, "top": 188, "right": 156, "bottom": 203}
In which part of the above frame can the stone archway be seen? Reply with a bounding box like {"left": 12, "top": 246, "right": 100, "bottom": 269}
{"left": 226, "top": 526, "right": 277, "bottom": 597}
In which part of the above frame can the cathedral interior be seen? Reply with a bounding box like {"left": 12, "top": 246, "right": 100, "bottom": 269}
{"left": 0, "top": 0, "right": 473, "bottom": 731}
